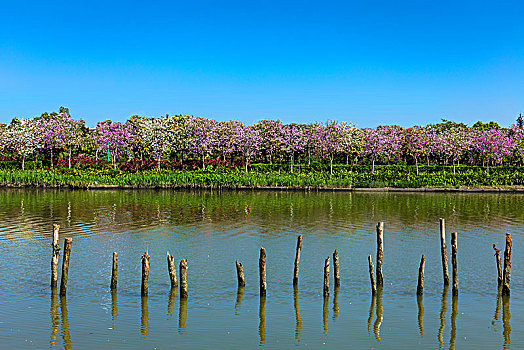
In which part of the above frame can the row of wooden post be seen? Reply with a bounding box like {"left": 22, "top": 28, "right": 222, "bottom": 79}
{"left": 50, "top": 219, "right": 513, "bottom": 298}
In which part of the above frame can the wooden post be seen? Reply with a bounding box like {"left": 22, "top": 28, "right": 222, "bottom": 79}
{"left": 493, "top": 244, "right": 502, "bottom": 286}
{"left": 501, "top": 233, "right": 512, "bottom": 296}
{"left": 417, "top": 254, "right": 425, "bottom": 295}
{"left": 236, "top": 260, "right": 245, "bottom": 287}
{"left": 440, "top": 218, "right": 450, "bottom": 286}
{"left": 451, "top": 232, "right": 458, "bottom": 295}
{"left": 323, "top": 256, "right": 330, "bottom": 297}
{"left": 259, "top": 247, "right": 267, "bottom": 296}
{"left": 50, "top": 224, "right": 60, "bottom": 288}
{"left": 376, "top": 222, "right": 384, "bottom": 286}
{"left": 293, "top": 235, "right": 303, "bottom": 286}
{"left": 368, "top": 254, "right": 376, "bottom": 295}
{"left": 167, "top": 252, "right": 178, "bottom": 288}
{"left": 59, "top": 238, "right": 72, "bottom": 296}
{"left": 110, "top": 252, "right": 118, "bottom": 290}
{"left": 180, "top": 259, "right": 188, "bottom": 298}
{"left": 333, "top": 249, "right": 340, "bottom": 287}
{"left": 141, "top": 249, "right": 150, "bottom": 296}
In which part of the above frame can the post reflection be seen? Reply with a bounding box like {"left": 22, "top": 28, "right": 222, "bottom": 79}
{"left": 167, "top": 288, "right": 176, "bottom": 320}
{"left": 140, "top": 295, "right": 149, "bottom": 339}
{"left": 502, "top": 295, "right": 511, "bottom": 349}
{"left": 373, "top": 286, "right": 383, "bottom": 342}
{"left": 259, "top": 296, "right": 267, "bottom": 346}
{"left": 438, "top": 285, "right": 449, "bottom": 348}
{"left": 179, "top": 297, "right": 188, "bottom": 335}
{"left": 111, "top": 290, "right": 118, "bottom": 322}
{"left": 491, "top": 286, "right": 501, "bottom": 330}
{"left": 417, "top": 294, "right": 424, "bottom": 336}
{"left": 449, "top": 295, "right": 458, "bottom": 350}
{"left": 332, "top": 286, "right": 339, "bottom": 322}
{"left": 293, "top": 285, "right": 302, "bottom": 342}
{"left": 235, "top": 286, "right": 245, "bottom": 315}
{"left": 322, "top": 295, "right": 329, "bottom": 336}
{"left": 368, "top": 293, "right": 376, "bottom": 336}
{"left": 60, "top": 295, "right": 72, "bottom": 350}
{"left": 50, "top": 288, "right": 59, "bottom": 347}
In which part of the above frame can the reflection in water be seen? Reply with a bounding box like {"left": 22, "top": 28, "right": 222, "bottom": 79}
{"left": 332, "top": 287, "right": 339, "bottom": 322}
{"left": 502, "top": 295, "right": 511, "bottom": 349}
{"left": 438, "top": 285, "right": 449, "bottom": 348}
{"left": 235, "top": 286, "right": 245, "bottom": 315}
{"left": 417, "top": 295, "right": 424, "bottom": 336}
{"left": 111, "top": 290, "right": 118, "bottom": 322}
{"left": 140, "top": 296, "right": 149, "bottom": 339}
{"left": 50, "top": 288, "right": 59, "bottom": 347}
{"left": 179, "top": 297, "right": 188, "bottom": 335}
{"left": 259, "top": 296, "right": 266, "bottom": 346}
{"left": 167, "top": 288, "right": 176, "bottom": 320}
{"left": 293, "top": 285, "right": 302, "bottom": 342}
{"left": 60, "top": 295, "right": 72, "bottom": 350}
{"left": 374, "top": 286, "right": 384, "bottom": 342}
{"left": 449, "top": 295, "right": 458, "bottom": 350}
{"left": 323, "top": 295, "right": 329, "bottom": 337}
{"left": 492, "top": 286, "right": 502, "bottom": 332}
{"left": 368, "top": 293, "right": 376, "bottom": 336}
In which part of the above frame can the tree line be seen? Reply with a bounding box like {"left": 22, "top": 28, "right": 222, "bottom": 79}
{"left": 2, "top": 107, "right": 524, "bottom": 174}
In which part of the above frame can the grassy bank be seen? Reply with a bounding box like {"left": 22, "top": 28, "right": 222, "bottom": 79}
{"left": 1, "top": 165, "right": 524, "bottom": 189}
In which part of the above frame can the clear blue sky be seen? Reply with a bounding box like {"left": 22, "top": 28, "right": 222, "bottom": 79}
{"left": 1, "top": 0, "right": 522, "bottom": 128}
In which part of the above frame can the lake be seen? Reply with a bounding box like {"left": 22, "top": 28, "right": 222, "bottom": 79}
{"left": 0, "top": 189, "right": 522, "bottom": 349}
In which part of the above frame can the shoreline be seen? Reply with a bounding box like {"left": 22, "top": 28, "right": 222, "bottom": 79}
{"left": 2, "top": 183, "right": 524, "bottom": 193}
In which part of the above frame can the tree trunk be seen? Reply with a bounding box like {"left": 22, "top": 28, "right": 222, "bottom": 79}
{"left": 330, "top": 156, "right": 333, "bottom": 175}
{"left": 372, "top": 157, "right": 375, "bottom": 173}
{"left": 68, "top": 149, "right": 72, "bottom": 169}
{"left": 22, "top": 155, "right": 26, "bottom": 171}
{"left": 415, "top": 157, "right": 419, "bottom": 175}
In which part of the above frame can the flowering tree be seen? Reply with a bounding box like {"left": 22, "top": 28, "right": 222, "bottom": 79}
{"left": 314, "top": 121, "right": 346, "bottom": 174}
{"left": 403, "top": 126, "right": 431, "bottom": 175}
{"left": 253, "top": 120, "right": 285, "bottom": 164}
{"left": 232, "top": 123, "right": 260, "bottom": 172}
{"left": 282, "top": 124, "right": 305, "bottom": 173}
{"left": 96, "top": 121, "right": 130, "bottom": 169}
{"left": 186, "top": 116, "right": 218, "bottom": 169}
{"left": 4, "top": 118, "right": 38, "bottom": 170}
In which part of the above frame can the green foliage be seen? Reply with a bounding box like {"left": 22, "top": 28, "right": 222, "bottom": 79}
{"left": 0, "top": 165, "right": 524, "bottom": 188}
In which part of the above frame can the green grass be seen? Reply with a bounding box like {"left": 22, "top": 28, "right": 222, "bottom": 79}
{"left": 1, "top": 165, "right": 524, "bottom": 189}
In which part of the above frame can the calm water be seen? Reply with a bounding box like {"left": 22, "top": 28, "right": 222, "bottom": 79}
{"left": 0, "top": 189, "right": 523, "bottom": 349}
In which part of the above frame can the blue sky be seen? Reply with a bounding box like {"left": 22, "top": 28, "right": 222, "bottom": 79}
{"left": 1, "top": 0, "right": 522, "bottom": 127}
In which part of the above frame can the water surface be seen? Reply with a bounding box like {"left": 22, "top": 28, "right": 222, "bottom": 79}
{"left": 0, "top": 189, "right": 522, "bottom": 349}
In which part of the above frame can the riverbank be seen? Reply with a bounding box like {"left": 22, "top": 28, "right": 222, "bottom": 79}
{"left": 1, "top": 167, "right": 524, "bottom": 192}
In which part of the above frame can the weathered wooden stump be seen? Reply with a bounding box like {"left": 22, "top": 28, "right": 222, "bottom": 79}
{"left": 451, "top": 232, "right": 458, "bottom": 295}
{"left": 59, "top": 238, "right": 72, "bottom": 296}
{"left": 417, "top": 254, "right": 425, "bottom": 295}
{"left": 180, "top": 259, "right": 188, "bottom": 298}
{"left": 502, "top": 233, "right": 512, "bottom": 296}
{"left": 141, "top": 249, "right": 150, "bottom": 296}
{"left": 50, "top": 224, "right": 60, "bottom": 288}
{"left": 493, "top": 244, "right": 502, "bottom": 286}
{"left": 293, "top": 235, "right": 303, "bottom": 286}
{"left": 368, "top": 254, "right": 376, "bottom": 295}
{"left": 440, "top": 218, "right": 450, "bottom": 286}
{"left": 236, "top": 260, "right": 245, "bottom": 287}
{"left": 376, "top": 222, "right": 384, "bottom": 286}
{"left": 259, "top": 247, "right": 267, "bottom": 296}
{"left": 323, "top": 256, "right": 330, "bottom": 297}
{"left": 167, "top": 252, "right": 178, "bottom": 288}
{"left": 110, "top": 252, "right": 118, "bottom": 290}
{"left": 333, "top": 249, "right": 340, "bottom": 288}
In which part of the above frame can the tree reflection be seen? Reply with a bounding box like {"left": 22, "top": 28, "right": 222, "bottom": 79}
{"left": 140, "top": 295, "right": 149, "bottom": 339}
{"left": 179, "top": 297, "right": 188, "bottom": 335}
